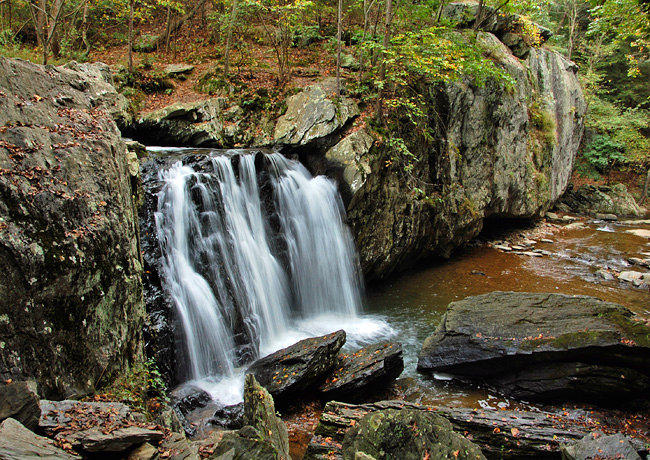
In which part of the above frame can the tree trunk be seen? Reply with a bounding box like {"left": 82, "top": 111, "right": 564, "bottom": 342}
{"left": 81, "top": 1, "right": 89, "bottom": 55}
{"left": 165, "top": 6, "right": 171, "bottom": 53}
{"left": 153, "top": 0, "right": 209, "bottom": 50}
{"left": 336, "top": 0, "right": 342, "bottom": 97}
{"left": 376, "top": 0, "right": 393, "bottom": 122}
{"left": 641, "top": 168, "right": 650, "bottom": 205}
{"left": 128, "top": 0, "right": 134, "bottom": 72}
{"left": 223, "top": 0, "right": 238, "bottom": 80}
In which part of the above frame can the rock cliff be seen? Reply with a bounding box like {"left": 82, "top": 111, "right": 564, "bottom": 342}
{"left": 0, "top": 58, "right": 144, "bottom": 398}
{"left": 346, "top": 34, "right": 585, "bottom": 279}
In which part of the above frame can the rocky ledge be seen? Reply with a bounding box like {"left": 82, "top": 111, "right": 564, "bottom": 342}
{"left": 417, "top": 292, "right": 650, "bottom": 404}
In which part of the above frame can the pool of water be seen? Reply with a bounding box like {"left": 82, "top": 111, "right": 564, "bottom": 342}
{"left": 364, "top": 216, "right": 650, "bottom": 404}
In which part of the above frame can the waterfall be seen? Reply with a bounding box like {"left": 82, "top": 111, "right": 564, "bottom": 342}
{"left": 154, "top": 151, "right": 365, "bottom": 393}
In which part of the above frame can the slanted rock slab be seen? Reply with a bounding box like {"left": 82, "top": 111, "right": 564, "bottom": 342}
{"left": 61, "top": 425, "right": 163, "bottom": 453}
{"left": 0, "top": 418, "right": 79, "bottom": 459}
{"left": 417, "top": 292, "right": 650, "bottom": 404}
{"left": 0, "top": 381, "right": 40, "bottom": 430}
{"left": 247, "top": 330, "right": 346, "bottom": 400}
{"left": 39, "top": 400, "right": 137, "bottom": 437}
{"left": 319, "top": 342, "right": 404, "bottom": 400}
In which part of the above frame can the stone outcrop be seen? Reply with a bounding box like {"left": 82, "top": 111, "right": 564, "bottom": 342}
{"left": 246, "top": 330, "right": 346, "bottom": 400}
{"left": 0, "top": 57, "right": 144, "bottom": 398}
{"left": 560, "top": 184, "right": 645, "bottom": 217}
{"left": 212, "top": 374, "right": 290, "bottom": 460}
{"left": 342, "top": 408, "right": 486, "bottom": 460}
{"left": 318, "top": 342, "right": 404, "bottom": 400}
{"left": 417, "top": 292, "right": 650, "bottom": 404}
{"left": 348, "top": 33, "right": 585, "bottom": 280}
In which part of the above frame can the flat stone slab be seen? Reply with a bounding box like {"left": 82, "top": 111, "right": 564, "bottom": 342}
{"left": 417, "top": 292, "right": 650, "bottom": 404}
{"left": 318, "top": 342, "right": 404, "bottom": 400}
{"left": 0, "top": 418, "right": 79, "bottom": 459}
{"left": 164, "top": 64, "right": 195, "bottom": 76}
{"left": 247, "top": 330, "right": 346, "bottom": 400}
{"left": 39, "top": 400, "right": 135, "bottom": 436}
{"left": 61, "top": 425, "right": 163, "bottom": 452}
{"left": 561, "top": 432, "right": 641, "bottom": 460}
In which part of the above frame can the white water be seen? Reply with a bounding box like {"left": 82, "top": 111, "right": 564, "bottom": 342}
{"left": 154, "top": 151, "right": 393, "bottom": 402}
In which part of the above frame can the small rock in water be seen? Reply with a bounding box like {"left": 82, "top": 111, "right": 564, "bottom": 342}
{"left": 562, "top": 215, "right": 578, "bottom": 222}
{"left": 541, "top": 238, "right": 554, "bottom": 244}
{"left": 522, "top": 238, "right": 537, "bottom": 246}
{"left": 511, "top": 245, "right": 525, "bottom": 251}
{"left": 595, "top": 213, "right": 618, "bottom": 221}
{"left": 617, "top": 271, "right": 648, "bottom": 284}
{"left": 520, "top": 251, "right": 543, "bottom": 257}
{"left": 493, "top": 244, "right": 511, "bottom": 251}
{"left": 565, "top": 222, "right": 585, "bottom": 230}
{"left": 628, "top": 257, "right": 650, "bottom": 268}
{"left": 626, "top": 229, "right": 650, "bottom": 239}
{"left": 471, "top": 270, "right": 486, "bottom": 276}
{"left": 595, "top": 269, "right": 615, "bottom": 281}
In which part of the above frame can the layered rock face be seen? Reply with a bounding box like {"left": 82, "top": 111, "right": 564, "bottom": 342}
{"left": 348, "top": 34, "right": 585, "bottom": 279}
{"left": 0, "top": 58, "right": 144, "bottom": 398}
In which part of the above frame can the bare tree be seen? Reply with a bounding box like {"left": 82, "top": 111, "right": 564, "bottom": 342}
{"left": 336, "top": 0, "right": 342, "bottom": 96}
{"left": 223, "top": 0, "right": 239, "bottom": 80}
{"left": 128, "top": 0, "right": 134, "bottom": 72}
{"left": 27, "top": 0, "right": 65, "bottom": 65}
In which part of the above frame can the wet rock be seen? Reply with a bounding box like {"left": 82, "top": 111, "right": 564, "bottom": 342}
{"left": 212, "top": 426, "right": 285, "bottom": 460}
{"left": 210, "top": 402, "right": 244, "bottom": 429}
{"left": 305, "top": 400, "right": 602, "bottom": 459}
{"left": 170, "top": 385, "right": 212, "bottom": 417}
{"left": 0, "top": 418, "right": 79, "bottom": 459}
{"left": 0, "top": 381, "right": 40, "bottom": 430}
{"left": 417, "top": 292, "right": 650, "bottom": 404}
{"left": 342, "top": 408, "right": 486, "bottom": 460}
{"left": 274, "top": 81, "right": 359, "bottom": 147}
{"left": 61, "top": 425, "right": 163, "bottom": 453}
{"left": 561, "top": 432, "right": 641, "bottom": 460}
{"left": 0, "top": 57, "right": 144, "bottom": 399}
{"left": 318, "top": 342, "right": 404, "bottom": 400}
{"left": 540, "top": 238, "right": 554, "bottom": 243}
{"left": 493, "top": 244, "right": 512, "bottom": 251}
{"left": 560, "top": 184, "right": 644, "bottom": 217}
{"left": 247, "top": 330, "right": 346, "bottom": 400}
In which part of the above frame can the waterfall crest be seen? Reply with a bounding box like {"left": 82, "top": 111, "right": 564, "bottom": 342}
{"left": 154, "top": 152, "right": 363, "bottom": 387}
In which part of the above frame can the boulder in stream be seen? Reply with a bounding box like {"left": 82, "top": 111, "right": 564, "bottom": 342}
{"left": 247, "top": 330, "right": 346, "bottom": 400}
{"left": 560, "top": 184, "right": 645, "bottom": 217}
{"left": 318, "top": 342, "right": 404, "bottom": 400}
{"left": 417, "top": 292, "right": 650, "bottom": 404}
{"left": 561, "top": 431, "right": 641, "bottom": 460}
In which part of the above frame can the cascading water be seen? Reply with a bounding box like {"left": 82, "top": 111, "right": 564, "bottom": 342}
{"left": 153, "top": 150, "right": 385, "bottom": 402}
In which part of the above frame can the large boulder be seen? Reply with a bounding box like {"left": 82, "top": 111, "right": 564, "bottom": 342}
{"left": 318, "top": 342, "right": 404, "bottom": 400}
{"left": 348, "top": 33, "right": 586, "bottom": 280}
{"left": 0, "top": 57, "right": 144, "bottom": 398}
{"left": 0, "top": 418, "right": 79, "bottom": 459}
{"left": 341, "top": 408, "right": 486, "bottom": 460}
{"left": 417, "top": 292, "right": 650, "bottom": 404}
{"left": 560, "top": 184, "right": 645, "bottom": 217}
{"left": 246, "top": 330, "right": 346, "bottom": 400}
{"left": 274, "top": 80, "right": 359, "bottom": 148}
{"left": 0, "top": 380, "right": 40, "bottom": 430}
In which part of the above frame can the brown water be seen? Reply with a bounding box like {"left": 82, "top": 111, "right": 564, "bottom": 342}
{"left": 364, "top": 217, "right": 650, "bottom": 406}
